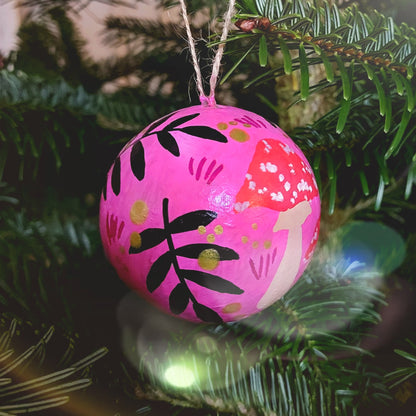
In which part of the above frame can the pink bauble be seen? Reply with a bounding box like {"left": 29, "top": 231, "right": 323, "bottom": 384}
{"left": 99, "top": 104, "right": 320, "bottom": 323}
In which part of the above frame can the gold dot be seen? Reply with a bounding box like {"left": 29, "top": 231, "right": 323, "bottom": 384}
{"left": 130, "top": 200, "right": 149, "bottom": 225}
{"left": 264, "top": 240, "right": 272, "bottom": 249}
{"left": 222, "top": 303, "right": 242, "bottom": 314}
{"left": 252, "top": 223, "right": 258, "bottom": 229}
{"left": 230, "top": 128, "right": 250, "bottom": 143}
{"left": 198, "top": 249, "right": 220, "bottom": 271}
{"left": 217, "top": 122, "right": 228, "bottom": 130}
{"left": 243, "top": 123, "right": 251, "bottom": 128}
{"left": 198, "top": 225, "right": 207, "bottom": 234}
{"left": 130, "top": 232, "right": 142, "bottom": 248}
{"left": 207, "top": 234, "right": 216, "bottom": 243}
{"left": 229, "top": 120, "right": 238, "bottom": 125}
{"left": 252, "top": 241, "right": 259, "bottom": 249}
{"left": 214, "top": 225, "right": 224, "bottom": 235}
{"left": 241, "top": 236, "right": 249, "bottom": 244}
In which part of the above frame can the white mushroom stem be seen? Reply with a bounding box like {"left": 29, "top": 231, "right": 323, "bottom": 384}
{"left": 257, "top": 200, "right": 312, "bottom": 310}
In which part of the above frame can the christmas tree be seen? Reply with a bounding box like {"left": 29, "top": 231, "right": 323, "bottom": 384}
{"left": 1, "top": 0, "right": 416, "bottom": 414}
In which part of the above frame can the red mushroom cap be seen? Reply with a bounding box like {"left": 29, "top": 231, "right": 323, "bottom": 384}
{"left": 235, "top": 139, "right": 319, "bottom": 212}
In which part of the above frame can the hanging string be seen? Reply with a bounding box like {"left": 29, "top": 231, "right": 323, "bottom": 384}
{"left": 179, "top": 0, "right": 236, "bottom": 106}
{"left": 208, "top": 0, "right": 235, "bottom": 102}
{"left": 179, "top": 0, "right": 206, "bottom": 101}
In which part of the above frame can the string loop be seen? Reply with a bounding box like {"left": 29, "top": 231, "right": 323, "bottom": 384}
{"left": 179, "top": 0, "right": 236, "bottom": 106}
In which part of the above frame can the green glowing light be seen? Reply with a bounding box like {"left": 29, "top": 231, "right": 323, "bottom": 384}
{"left": 164, "top": 365, "right": 196, "bottom": 388}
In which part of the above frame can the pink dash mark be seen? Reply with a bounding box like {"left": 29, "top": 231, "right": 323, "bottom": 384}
{"left": 189, "top": 157, "right": 223, "bottom": 184}
{"left": 106, "top": 212, "right": 118, "bottom": 244}
{"left": 234, "top": 115, "right": 268, "bottom": 128}
{"left": 258, "top": 255, "right": 264, "bottom": 278}
{"left": 117, "top": 221, "right": 125, "bottom": 239}
{"left": 207, "top": 164, "right": 224, "bottom": 185}
{"left": 205, "top": 160, "right": 216, "bottom": 180}
{"left": 188, "top": 157, "right": 194, "bottom": 175}
{"left": 106, "top": 212, "right": 124, "bottom": 244}
{"left": 265, "top": 253, "right": 271, "bottom": 277}
{"left": 249, "top": 258, "right": 261, "bottom": 280}
{"left": 250, "top": 252, "right": 278, "bottom": 281}
{"left": 272, "top": 247, "right": 277, "bottom": 264}
{"left": 196, "top": 157, "right": 207, "bottom": 181}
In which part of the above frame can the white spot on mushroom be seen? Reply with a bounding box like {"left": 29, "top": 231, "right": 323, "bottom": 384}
{"left": 297, "top": 179, "right": 312, "bottom": 192}
{"left": 279, "top": 174, "right": 285, "bottom": 182}
{"left": 284, "top": 182, "right": 291, "bottom": 192}
{"left": 249, "top": 181, "right": 256, "bottom": 190}
{"left": 290, "top": 198, "right": 295, "bottom": 204}
{"left": 293, "top": 191, "right": 298, "bottom": 198}
{"left": 271, "top": 192, "right": 284, "bottom": 202}
{"left": 260, "top": 162, "right": 278, "bottom": 173}
{"left": 246, "top": 173, "right": 252, "bottom": 180}
{"left": 266, "top": 162, "right": 277, "bottom": 173}
{"left": 262, "top": 140, "right": 272, "bottom": 153}
{"left": 279, "top": 143, "right": 293, "bottom": 154}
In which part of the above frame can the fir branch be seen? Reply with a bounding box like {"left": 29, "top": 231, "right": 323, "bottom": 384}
{"left": 386, "top": 339, "right": 416, "bottom": 389}
{"left": 0, "top": 204, "right": 98, "bottom": 329}
{"left": 233, "top": 1, "right": 415, "bottom": 74}
{"left": 223, "top": 0, "right": 416, "bottom": 156}
{"left": 0, "top": 319, "right": 107, "bottom": 415}
{"left": 292, "top": 89, "right": 416, "bottom": 210}
{"left": 103, "top": 16, "right": 189, "bottom": 47}
{"left": 0, "top": 70, "right": 183, "bottom": 178}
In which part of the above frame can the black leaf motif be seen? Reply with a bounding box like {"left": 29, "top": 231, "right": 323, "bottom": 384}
{"left": 179, "top": 126, "right": 228, "bottom": 143}
{"left": 184, "top": 270, "right": 244, "bottom": 294}
{"left": 129, "top": 228, "right": 167, "bottom": 254}
{"left": 175, "top": 244, "right": 240, "bottom": 261}
{"left": 165, "top": 113, "right": 199, "bottom": 130}
{"left": 102, "top": 184, "right": 107, "bottom": 201}
{"left": 193, "top": 303, "right": 223, "bottom": 324}
{"left": 130, "top": 140, "right": 145, "bottom": 181}
{"left": 169, "top": 210, "right": 217, "bottom": 234}
{"left": 157, "top": 131, "right": 180, "bottom": 156}
{"left": 145, "top": 112, "right": 175, "bottom": 134}
{"left": 146, "top": 251, "right": 173, "bottom": 292}
{"left": 169, "top": 283, "right": 190, "bottom": 314}
{"left": 111, "top": 156, "right": 121, "bottom": 195}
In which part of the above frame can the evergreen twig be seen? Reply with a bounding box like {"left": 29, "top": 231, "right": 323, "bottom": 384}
{"left": 0, "top": 319, "right": 107, "bottom": 415}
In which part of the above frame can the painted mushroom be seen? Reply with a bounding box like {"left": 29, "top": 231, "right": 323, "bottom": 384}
{"left": 235, "top": 138, "right": 319, "bottom": 310}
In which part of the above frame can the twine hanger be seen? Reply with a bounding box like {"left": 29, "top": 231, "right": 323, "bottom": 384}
{"left": 178, "top": 0, "right": 236, "bottom": 107}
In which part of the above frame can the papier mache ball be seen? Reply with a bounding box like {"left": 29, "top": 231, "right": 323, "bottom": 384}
{"left": 99, "top": 104, "right": 320, "bottom": 323}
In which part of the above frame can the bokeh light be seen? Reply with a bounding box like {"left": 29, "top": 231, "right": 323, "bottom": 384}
{"left": 164, "top": 365, "right": 196, "bottom": 388}
{"left": 338, "top": 221, "right": 406, "bottom": 276}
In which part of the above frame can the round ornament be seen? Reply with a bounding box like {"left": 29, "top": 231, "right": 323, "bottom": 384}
{"left": 99, "top": 104, "right": 320, "bottom": 323}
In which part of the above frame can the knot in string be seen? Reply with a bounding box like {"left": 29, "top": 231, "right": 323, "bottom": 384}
{"left": 179, "top": 0, "right": 236, "bottom": 106}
